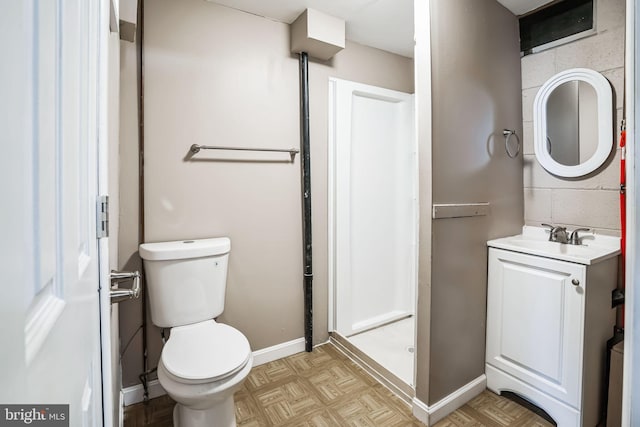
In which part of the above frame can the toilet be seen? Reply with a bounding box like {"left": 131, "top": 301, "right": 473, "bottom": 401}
{"left": 139, "top": 237, "right": 252, "bottom": 427}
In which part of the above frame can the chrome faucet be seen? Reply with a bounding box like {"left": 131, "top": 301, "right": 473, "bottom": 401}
{"left": 551, "top": 226, "right": 569, "bottom": 244}
{"left": 569, "top": 228, "right": 590, "bottom": 245}
{"left": 543, "top": 224, "right": 590, "bottom": 245}
{"left": 542, "top": 223, "right": 569, "bottom": 244}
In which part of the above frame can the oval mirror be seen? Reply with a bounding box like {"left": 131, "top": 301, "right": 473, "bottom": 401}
{"left": 533, "top": 68, "right": 613, "bottom": 177}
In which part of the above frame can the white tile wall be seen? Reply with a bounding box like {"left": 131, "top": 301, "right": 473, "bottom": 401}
{"left": 521, "top": 49, "right": 556, "bottom": 90}
{"left": 522, "top": 121, "right": 534, "bottom": 155}
{"left": 522, "top": 86, "right": 540, "bottom": 122}
{"left": 523, "top": 151, "right": 620, "bottom": 190}
{"left": 521, "top": 0, "right": 625, "bottom": 234}
{"left": 597, "top": 0, "right": 626, "bottom": 33}
{"left": 603, "top": 67, "right": 625, "bottom": 109}
{"left": 551, "top": 189, "right": 620, "bottom": 231}
{"left": 524, "top": 188, "right": 552, "bottom": 224}
{"left": 554, "top": 27, "right": 625, "bottom": 72}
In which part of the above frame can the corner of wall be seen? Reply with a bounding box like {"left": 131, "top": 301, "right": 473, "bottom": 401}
{"left": 413, "top": 0, "right": 433, "bottom": 405}
{"left": 412, "top": 375, "right": 487, "bottom": 426}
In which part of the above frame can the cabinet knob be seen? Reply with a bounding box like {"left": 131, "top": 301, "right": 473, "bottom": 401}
{"left": 571, "top": 278, "right": 580, "bottom": 286}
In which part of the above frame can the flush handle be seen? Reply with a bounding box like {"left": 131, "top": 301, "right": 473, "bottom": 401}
{"left": 110, "top": 270, "right": 141, "bottom": 304}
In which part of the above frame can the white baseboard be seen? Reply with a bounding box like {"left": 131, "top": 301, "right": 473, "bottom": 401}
{"left": 412, "top": 374, "right": 486, "bottom": 425}
{"left": 252, "top": 337, "right": 306, "bottom": 366}
{"left": 122, "top": 337, "right": 307, "bottom": 406}
{"left": 412, "top": 395, "right": 430, "bottom": 424}
{"left": 123, "top": 379, "right": 167, "bottom": 406}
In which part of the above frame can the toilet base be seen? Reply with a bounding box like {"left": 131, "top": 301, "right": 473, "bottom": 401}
{"left": 172, "top": 396, "right": 236, "bottom": 427}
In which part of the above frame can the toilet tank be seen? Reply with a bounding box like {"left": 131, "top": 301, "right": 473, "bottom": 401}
{"left": 139, "top": 238, "right": 231, "bottom": 328}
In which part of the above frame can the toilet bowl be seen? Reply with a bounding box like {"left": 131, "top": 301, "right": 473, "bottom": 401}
{"left": 139, "top": 238, "right": 252, "bottom": 427}
{"left": 158, "top": 321, "right": 252, "bottom": 427}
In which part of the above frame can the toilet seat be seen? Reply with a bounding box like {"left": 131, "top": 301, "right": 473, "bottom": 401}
{"left": 161, "top": 320, "right": 251, "bottom": 385}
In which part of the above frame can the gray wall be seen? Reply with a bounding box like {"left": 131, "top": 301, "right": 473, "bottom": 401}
{"left": 425, "top": 0, "right": 524, "bottom": 404}
{"left": 118, "top": 0, "right": 413, "bottom": 387}
{"left": 118, "top": 27, "right": 148, "bottom": 387}
{"left": 522, "top": 0, "right": 625, "bottom": 234}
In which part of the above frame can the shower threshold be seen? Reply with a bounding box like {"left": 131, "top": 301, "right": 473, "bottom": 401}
{"left": 330, "top": 318, "right": 415, "bottom": 404}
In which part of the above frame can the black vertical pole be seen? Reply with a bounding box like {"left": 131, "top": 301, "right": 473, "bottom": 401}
{"left": 299, "top": 52, "right": 313, "bottom": 352}
{"left": 138, "top": 0, "right": 150, "bottom": 402}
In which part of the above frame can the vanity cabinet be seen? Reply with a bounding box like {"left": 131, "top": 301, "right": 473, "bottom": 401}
{"left": 486, "top": 247, "right": 617, "bottom": 426}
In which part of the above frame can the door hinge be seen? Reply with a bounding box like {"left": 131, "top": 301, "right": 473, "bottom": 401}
{"left": 97, "top": 195, "right": 109, "bottom": 238}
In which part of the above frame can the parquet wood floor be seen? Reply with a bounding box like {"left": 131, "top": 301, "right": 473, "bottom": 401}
{"left": 124, "top": 344, "right": 554, "bottom": 426}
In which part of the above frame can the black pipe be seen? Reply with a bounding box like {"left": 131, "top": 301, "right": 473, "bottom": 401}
{"left": 138, "top": 0, "right": 150, "bottom": 402}
{"left": 299, "top": 52, "right": 313, "bottom": 352}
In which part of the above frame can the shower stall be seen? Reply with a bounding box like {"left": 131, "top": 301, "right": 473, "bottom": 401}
{"left": 328, "top": 77, "right": 417, "bottom": 388}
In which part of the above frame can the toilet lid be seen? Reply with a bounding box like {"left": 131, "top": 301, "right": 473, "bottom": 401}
{"left": 162, "top": 320, "right": 251, "bottom": 383}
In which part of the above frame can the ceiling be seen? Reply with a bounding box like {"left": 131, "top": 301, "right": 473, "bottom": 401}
{"left": 496, "top": 0, "right": 554, "bottom": 16}
{"left": 207, "top": 0, "right": 554, "bottom": 58}
{"left": 208, "top": 0, "right": 414, "bottom": 58}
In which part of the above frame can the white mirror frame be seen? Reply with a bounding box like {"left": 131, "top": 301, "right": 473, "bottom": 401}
{"left": 533, "top": 68, "right": 613, "bottom": 178}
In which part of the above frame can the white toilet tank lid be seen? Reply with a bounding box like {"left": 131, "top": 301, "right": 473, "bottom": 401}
{"left": 139, "top": 237, "right": 230, "bottom": 261}
{"left": 162, "top": 321, "right": 251, "bottom": 383}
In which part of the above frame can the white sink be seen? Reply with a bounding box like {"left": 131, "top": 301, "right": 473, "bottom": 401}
{"left": 488, "top": 226, "right": 620, "bottom": 265}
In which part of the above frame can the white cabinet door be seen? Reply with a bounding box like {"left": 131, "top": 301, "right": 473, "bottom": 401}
{"left": 486, "top": 248, "right": 586, "bottom": 408}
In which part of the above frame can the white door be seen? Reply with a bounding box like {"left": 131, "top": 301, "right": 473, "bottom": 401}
{"left": 486, "top": 248, "right": 585, "bottom": 408}
{"left": 1, "top": 0, "right": 112, "bottom": 425}
{"left": 329, "top": 78, "right": 417, "bottom": 336}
